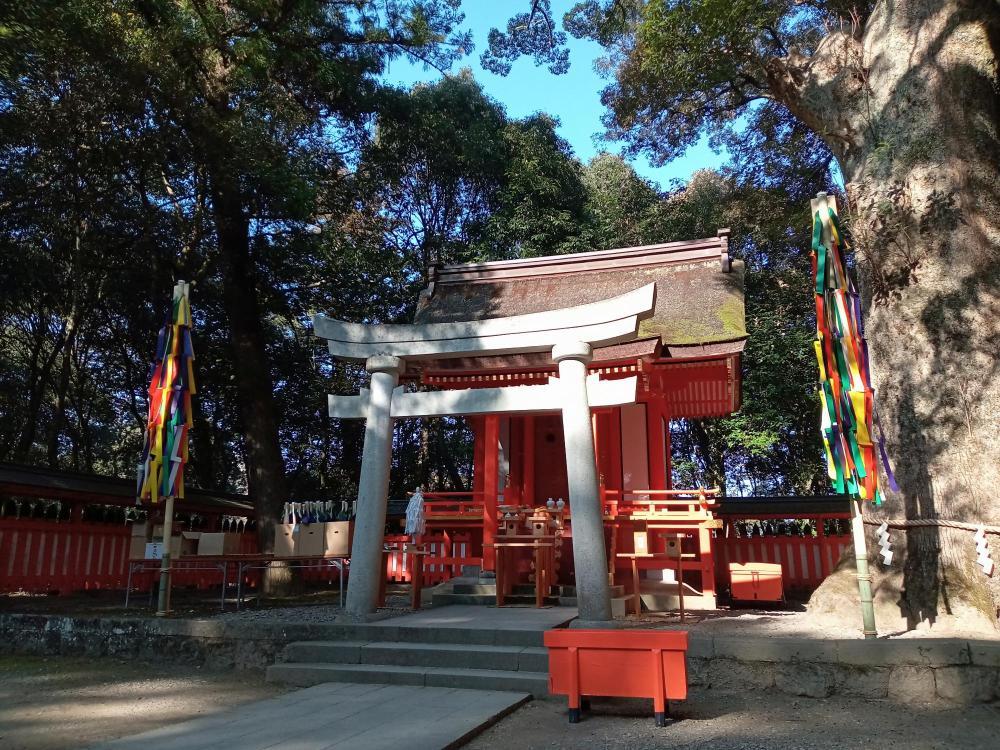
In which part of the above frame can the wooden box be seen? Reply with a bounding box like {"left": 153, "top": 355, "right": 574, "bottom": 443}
{"left": 180, "top": 531, "right": 202, "bottom": 556}
{"left": 197, "top": 532, "right": 241, "bottom": 556}
{"left": 322, "top": 521, "right": 353, "bottom": 556}
{"left": 296, "top": 525, "right": 325, "bottom": 556}
{"left": 274, "top": 524, "right": 297, "bottom": 556}
{"left": 729, "top": 562, "right": 783, "bottom": 602}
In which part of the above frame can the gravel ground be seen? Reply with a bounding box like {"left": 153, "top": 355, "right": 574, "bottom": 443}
{"left": 616, "top": 607, "right": 868, "bottom": 639}
{"left": 466, "top": 690, "right": 1000, "bottom": 750}
{"left": 1, "top": 654, "right": 996, "bottom": 750}
{"left": 0, "top": 655, "right": 286, "bottom": 750}
{"left": 211, "top": 589, "right": 413, "bottom": 624}
{"left": 615, "top": 606, "right": 999, "bottom": 640}
{"left": 0, "top": 587, "right": 415, "bottom": 622}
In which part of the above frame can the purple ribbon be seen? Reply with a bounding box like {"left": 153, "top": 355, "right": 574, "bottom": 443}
{"left": 873, "top": 404, "right": 900, "bottom": 492}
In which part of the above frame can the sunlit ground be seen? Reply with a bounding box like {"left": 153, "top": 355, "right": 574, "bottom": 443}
{"left": 0, "top": 655, "right": 285, "bottom": 750}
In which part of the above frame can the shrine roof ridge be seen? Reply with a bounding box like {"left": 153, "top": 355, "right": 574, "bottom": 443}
{"left": 431, "top": 232, "right": 731, "bottom": 285}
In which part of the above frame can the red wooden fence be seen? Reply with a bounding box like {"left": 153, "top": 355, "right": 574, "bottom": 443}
{"left": 0, "top": 519, "right": 258, "bottom": 594}
{"left": 1, "top": 520, "right": 133, "bottom": 593}
{"left": 715, "top": 531, "right": 851, "bottom": 592}
{"left": 3, "top": 519, "right": 850, "bottom": 597}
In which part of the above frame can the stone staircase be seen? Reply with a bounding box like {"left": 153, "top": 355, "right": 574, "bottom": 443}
{"left": 266, "top": 621, "right": 556, "bottom": 697}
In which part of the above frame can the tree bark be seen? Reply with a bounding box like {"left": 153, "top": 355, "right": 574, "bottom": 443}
{"left": 689, "top": 419, "right": 727, "bottom": 494}
{"left": 46, "top": 304, "right": 80, "bottom": 467}
{"left": 13, "top": 315, "right": 67, "bottom": 461}
{"left": 771, "top": 0, "right": 1000, "bottom": 632}
{"left": 208, "top": 164, "right": 291, "bottom": 592}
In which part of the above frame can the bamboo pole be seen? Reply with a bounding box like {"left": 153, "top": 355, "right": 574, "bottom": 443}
{"left": 851, "top": 498, "right": 878, "bottom": 639}
{"left": 156, "top": 494, "right": 175, "bottom": 616}
{"left": 813, "top": 192, "right": 877, "bottom": 639}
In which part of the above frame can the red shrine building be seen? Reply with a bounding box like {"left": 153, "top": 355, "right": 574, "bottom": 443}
{"left": 402, "top": 231, "right": 746, "bottom": 611}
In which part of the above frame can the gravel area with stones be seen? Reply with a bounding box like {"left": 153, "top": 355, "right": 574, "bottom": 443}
{"left": 212, "top": 593, "right": 413, "bottom": 623}
{"left": 466, "top": 688, "right": 1000, "bottom": 749}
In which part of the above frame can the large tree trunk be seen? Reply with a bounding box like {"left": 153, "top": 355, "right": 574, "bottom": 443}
{"left": 209, "top": 165, "right": 292, "bottom": 592}
{"left": 769, "top": 0, "right": 1000, "bottom": 633}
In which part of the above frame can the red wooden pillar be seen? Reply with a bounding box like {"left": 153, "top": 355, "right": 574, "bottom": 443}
{"left": 522, "top": 415, "right": 535, "bottom": 506}
{"left": 647, "top": 397, "right": 668, "bottom": 491}
{"left": 608, "top": 408, "right": 623, "bottom": 494}
{"left": 592, "top": 411, "right": 601, "bottom": 485}
{"left": 506, "top": 416, "right": 522, "bottom": 506}
{"left": 663, "top": 408, "right": 673, "bottom": 490}
{"left": 699, "top": 524, "right": 715, "bottom": 601}
{"left": 482, "top": 415, "right": 500, "bottom": 571}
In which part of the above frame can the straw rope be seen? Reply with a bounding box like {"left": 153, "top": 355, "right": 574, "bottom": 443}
{"left": 863, "top": 518, "right": 1000, "bottom": 535}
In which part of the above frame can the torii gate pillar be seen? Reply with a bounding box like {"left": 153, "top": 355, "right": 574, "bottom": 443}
{"left": 344, "top": 355, "right": 404, "bottom": 620}
{"left": 317, "top": 283, "right": 656, "bottom": 622}
{"left": 554, "top": 342, "right": 613, "bottom": 623}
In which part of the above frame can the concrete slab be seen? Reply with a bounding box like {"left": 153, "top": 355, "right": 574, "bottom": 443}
{"left": 267, "top": 662, "right": 550, "bottom": 696}
{"left": 373, "top": 605, "right": 577, "bottom": 632}
{"left": 89, "top": 683, "right": 530, "bottom": 750}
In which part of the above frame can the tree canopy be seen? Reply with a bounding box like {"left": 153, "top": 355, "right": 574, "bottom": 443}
{"left": 2, "top": 0, "right": 844, "bottom": 514}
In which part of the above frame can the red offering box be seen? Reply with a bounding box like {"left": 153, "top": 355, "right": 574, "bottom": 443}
{"left": 729, "top": 562, "right": 784, "bottom": 601}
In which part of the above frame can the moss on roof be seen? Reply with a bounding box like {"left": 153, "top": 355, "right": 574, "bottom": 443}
{"left": 415, "top": 258, "right": 746, "bottom": 347}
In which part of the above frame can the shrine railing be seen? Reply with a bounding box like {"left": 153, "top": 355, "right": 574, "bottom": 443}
{"left": 420, "top": 491, "right": 487, "bottom": 520}
{"left": 384, "top": 532, "right": 479, "bottom": 585}
{"left": 602, "top": 487, "right": 720, "bottom": 520}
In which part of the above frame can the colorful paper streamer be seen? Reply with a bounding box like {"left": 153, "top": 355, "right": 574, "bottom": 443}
{"left": 136, "top": 281, "right": 196, "bottom": 503}
{"left": 810, "top": 195, "right": 895, "bottom": 503}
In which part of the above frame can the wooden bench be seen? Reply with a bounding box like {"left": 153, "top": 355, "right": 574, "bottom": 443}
{"left": 544, "top": 629, "right": 688, "bottom": 726}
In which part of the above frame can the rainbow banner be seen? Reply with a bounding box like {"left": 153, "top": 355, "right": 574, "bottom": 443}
{"left": 137, "top": 281, "right": 196, "bottom": 503}
{"left": 810, "top": 194, "right": 896, "bottom": 503}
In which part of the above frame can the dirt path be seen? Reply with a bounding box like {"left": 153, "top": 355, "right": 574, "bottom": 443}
{"left": 0, "top": 656, "right": 286, "bottom": 750}
{"left": 466, "top": 690, "right": 1000, "bottom": 750}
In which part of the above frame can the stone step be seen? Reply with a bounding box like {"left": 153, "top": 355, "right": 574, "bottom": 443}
{"left": 283, "top": 640, "right": 549, "bottom": 672}
{"left": 557, "top": 584, "right": 626, "bottom": 598}
{"left": 328, "top": 621, "right": 548, "bottom": 648}
{"left": 557, "top": 595, "right": 633, "bottom": 617}
{"left": 266, "top": 662, "right": 551, "bottom": 697}
{"left": 451, "top": 583, "right": 498, "bottom": 595}
{"left": 431, "top": 592, "right": 562, "bottom": 608}
{"left": 510, "top": 584, "right": 559, "bottom": 596}
{"left": 451, "top": 582, "right": 559, "bottom": 596}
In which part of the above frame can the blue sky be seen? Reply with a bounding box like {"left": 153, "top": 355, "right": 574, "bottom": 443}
{"left": 382, "top": 1, "right": 727, "bottom": 191}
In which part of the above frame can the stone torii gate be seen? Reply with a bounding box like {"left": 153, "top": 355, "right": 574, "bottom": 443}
{"left": 314, "top": 283, "right": 656, "bottom": 623}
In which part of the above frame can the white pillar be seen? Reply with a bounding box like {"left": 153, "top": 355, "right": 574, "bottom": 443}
{"left": 553, "top": 341, "right": 613, "bottom": 623}
{"left": 344, "top": 355, "right": 404, "bottom": 620}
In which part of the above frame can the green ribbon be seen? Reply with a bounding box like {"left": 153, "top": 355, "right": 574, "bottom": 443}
{"left": 812, "top": 212, "right": 826, "bottom": 294}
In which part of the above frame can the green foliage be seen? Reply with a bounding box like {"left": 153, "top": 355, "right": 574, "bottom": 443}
{"left": 358, "top": 72, "right": 591, "bottom": 280}
{"left": 2, "top": 0, "right": 837, "bottom": 506}
{"left": 581, "top": 153, "right": 662, "bottom": 248}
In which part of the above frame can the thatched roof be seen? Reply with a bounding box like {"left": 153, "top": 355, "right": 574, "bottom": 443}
{"left": 414, "top": 233, "right": 746, "bottom": 365}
